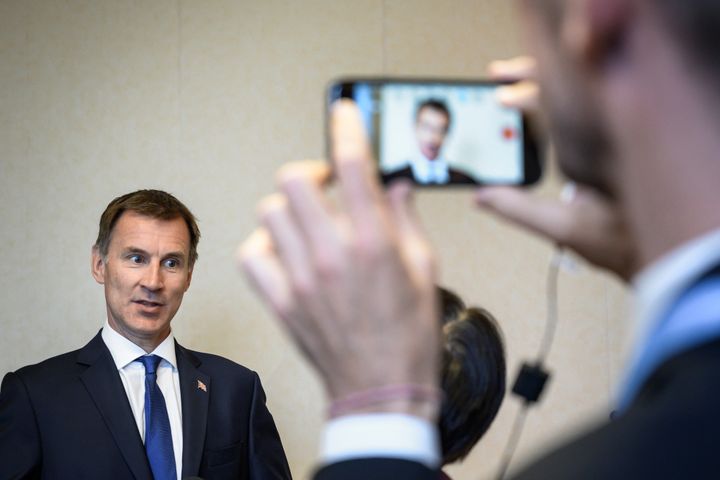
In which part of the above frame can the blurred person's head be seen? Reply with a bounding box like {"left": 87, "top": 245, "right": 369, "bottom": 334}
{"left": 517, "top": 0, "right": 720, "bottom": 267}
{"left": 438, "top": 287, "right": 506, "bottom": 465}
{"left": 415, "top": 99, "right": 451, "bottom": 161}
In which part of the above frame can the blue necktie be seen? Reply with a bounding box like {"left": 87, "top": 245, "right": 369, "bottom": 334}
{"left": 137, "top": 355, "right": 176, "bottom": 480}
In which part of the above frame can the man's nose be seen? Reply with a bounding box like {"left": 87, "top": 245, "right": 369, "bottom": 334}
{"left": 140, "top": 263, "right": 164, "bottom": 291}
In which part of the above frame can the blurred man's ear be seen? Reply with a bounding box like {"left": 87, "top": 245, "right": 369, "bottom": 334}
{"left": 91, "top": 246, "right": 106, "bottom": 285}
{"left": 562, "top": 0, "right": 632, "bottom": 69}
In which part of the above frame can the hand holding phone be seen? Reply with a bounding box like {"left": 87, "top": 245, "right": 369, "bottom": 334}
{"left": 473, "top": 56, "right": 637, "bottom": 280}
{"left": 327, "top": 78, "right": 542, "bottom": 187}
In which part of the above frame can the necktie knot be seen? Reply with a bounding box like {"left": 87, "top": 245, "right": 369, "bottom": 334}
{"left": 137, "top": 354, "right": 163, "bottom": 376}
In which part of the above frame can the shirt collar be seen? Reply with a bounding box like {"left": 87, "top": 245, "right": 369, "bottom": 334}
{"left": 632, "top": 228, "right": 720, "bottom": 343}
{"left": 622, "top": 228, "right": 720, "bottom": 384}
{"left": 101, "top": 319, "right": 178, "bottom": 371}
{"left": 410, "top": 153, "right": 449, "bottom": 184}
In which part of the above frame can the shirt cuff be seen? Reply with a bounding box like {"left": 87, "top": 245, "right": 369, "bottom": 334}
{"left": 319, "top": 413, "right": 440, "bottom": 469}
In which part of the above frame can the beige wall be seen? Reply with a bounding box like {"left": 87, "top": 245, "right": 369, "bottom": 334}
{"left": 0, "top": 1, "right": 631, "bottom": 478}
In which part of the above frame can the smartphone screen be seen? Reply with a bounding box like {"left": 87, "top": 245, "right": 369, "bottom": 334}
{"left": 328, "top": 79, "right": 541, "bottom": 186}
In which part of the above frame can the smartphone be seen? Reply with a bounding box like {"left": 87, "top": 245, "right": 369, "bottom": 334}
{"left": 327, "top": 78, "right": 542, "bottom": 186}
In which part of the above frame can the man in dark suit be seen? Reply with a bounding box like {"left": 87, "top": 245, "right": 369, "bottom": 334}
{"left": 0, "top": 189, "right": 291, "bottom": 479}
{"left": 381, "top": 99, "right": 476, "bottom": 185}
{"left": 239, "top": 0, "right": 720, "bottom": 478}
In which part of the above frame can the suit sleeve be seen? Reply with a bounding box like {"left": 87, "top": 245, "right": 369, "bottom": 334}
{"left": 314, "top": 458, "right": 437, "bottom": 480}
{"left": 247, "top": 372, "right": 292, "bottom": 480}
{"left": 0, "top": 372, "right": 42, "bottom": 479}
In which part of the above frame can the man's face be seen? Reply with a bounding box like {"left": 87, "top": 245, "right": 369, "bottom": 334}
{"left": 92, "top": 211, "right": 193, "bottom": 347}
{"left": 519, "top": 0, "right": 615, "bottom": 195}
{"left": 415, "top": 107, "right": 450, "bottom": 161}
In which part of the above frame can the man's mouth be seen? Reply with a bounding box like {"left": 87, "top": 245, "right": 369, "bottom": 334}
{"left": 133, "top": 300, "right": 165, "bottom": 308}
{"left": 422, "top": 145, "right": 440, "bottom": 158}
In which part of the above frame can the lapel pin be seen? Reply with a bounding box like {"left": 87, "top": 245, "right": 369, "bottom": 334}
{"left": 197, "top": 380, "right": 207, "bottom": 392}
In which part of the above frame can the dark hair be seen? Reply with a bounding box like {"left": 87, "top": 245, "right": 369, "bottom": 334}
{"left": 94, "top": 189, "right": 200, "bottom": 266}
{"left": 438, "top": 287, "right": 506, "bottom": 465}
{"left": 416, "top": 99, "right": 452, "bottom": 128}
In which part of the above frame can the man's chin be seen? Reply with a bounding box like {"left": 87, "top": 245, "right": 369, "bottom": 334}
{"left": 420, "top": 148, "right": 439, "bottom": 160}
{"left": 126, "top": 318, "right": 171, "bottom": 338}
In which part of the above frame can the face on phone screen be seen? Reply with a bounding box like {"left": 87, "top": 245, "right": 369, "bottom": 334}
{"left": 329, "top": 80, "right": 540, "bottom": 186}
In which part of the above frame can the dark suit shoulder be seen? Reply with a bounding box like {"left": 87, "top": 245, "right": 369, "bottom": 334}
{"left": 10, "top": 332, "right": 109, "bottom": 389}
{"left": 381, "top": 165, "right": 414, "bottom": 184}
{"left": 178, "top": 346, "right": 292, "bottom": 479}
{"left": 188, "top": 349, "right": 254, "bottom": 371}
{"left": 11, "top": 348, "right": 84, "bottom": 386}
{"left": 513, "top": 338, "right": 720, "bottom": 479}
{"left": 315, "top": 458, "right": 437, "bottom": 480}
{"left": 447, "top": 166, "right": 476, "bottom": 184}
{"left": 177, "top": 346, "right": 258, "bottom": 383}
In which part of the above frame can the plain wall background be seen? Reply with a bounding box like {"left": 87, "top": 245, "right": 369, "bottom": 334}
{"left": 0, "top": 1, "right": 631, "bottom": 478}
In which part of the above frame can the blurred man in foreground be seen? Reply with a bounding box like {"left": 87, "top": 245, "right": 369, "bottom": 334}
{"left": 240, "top": 0, "right": 720, "bottom": 477}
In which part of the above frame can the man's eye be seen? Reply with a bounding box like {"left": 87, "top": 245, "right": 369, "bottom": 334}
{"left": 164, "top": 259, "right": 179, "bottom": 268}
{"left": 128, "top": 254, "right": 144, "bottom": 264}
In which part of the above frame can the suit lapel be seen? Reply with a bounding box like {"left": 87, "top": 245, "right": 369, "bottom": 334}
{"left": 176, "top": 342, "right": 210, "bottom": 477}
{"left": 77, "top": 332, "right": 152, "bottom": 480}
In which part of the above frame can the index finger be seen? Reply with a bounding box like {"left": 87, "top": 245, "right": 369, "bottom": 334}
{"left": 330, "top": 99, "right": 388, "bottom": 230}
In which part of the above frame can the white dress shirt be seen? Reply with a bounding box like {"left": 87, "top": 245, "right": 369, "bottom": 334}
{"left": 101, "top": 321, "right": 184, "bottom": 479}
{"left": 410, "top": 154, "right": 450, "bottom": 184}
{"left": 321, "top": 227, "right": 720, "bottom": 468}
